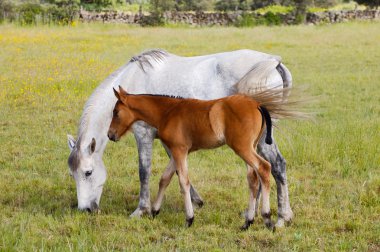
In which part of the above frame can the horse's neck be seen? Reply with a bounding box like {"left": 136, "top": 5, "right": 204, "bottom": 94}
{"left": 78, "top": 95, "right": 115, "bottom": 154}
{"left": 77, "top": 64, "right": 134, "bottom": 153}
{"left": 128, "top": 95, "right": 180, "bottom": 128}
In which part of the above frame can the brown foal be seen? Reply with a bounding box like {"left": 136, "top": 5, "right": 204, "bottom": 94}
{"left": 108, "top": 86, "right": 299, "bottom": 230}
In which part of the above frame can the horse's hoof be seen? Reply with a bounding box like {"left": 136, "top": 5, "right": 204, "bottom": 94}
{"left": 240, "top": 219, "right": 254, "bottom": 231}
{"left": 152, "top": 209, "right": 160, "bottom": 218}
{"left": 282, "top": 209, "right": 294, "bottom": 224}
{"left": 192, "top": 198, "right": 204, "bottom": 208}
{"left": 195, "top": 200, "right": 204, "bottom": 208}
{"left": 265, "top": 221, "right": 276, "bottom": 232}
{"left": 129, "top": 207, "right": 151, "bottom": 218}
{"left": 275, "top": 218, "right": 286, "bottom": 228}
{"left": 186, "top": 217, "right": 194, "bottom": 227}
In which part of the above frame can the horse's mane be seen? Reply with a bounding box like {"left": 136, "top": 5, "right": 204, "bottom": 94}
{"left": 130, "top": 49, "right": 168, "bottom": 72}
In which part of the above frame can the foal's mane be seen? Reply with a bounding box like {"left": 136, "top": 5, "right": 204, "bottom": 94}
{"left": 130, "top": 49, "right": 168, "bottom": 72}
{"left": 129, "top": 93, "right": 184, "bottom": 99}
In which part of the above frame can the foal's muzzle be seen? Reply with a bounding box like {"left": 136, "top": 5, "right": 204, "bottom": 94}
{"left": 107, "top": 130, "right": 118, "bottom": 142}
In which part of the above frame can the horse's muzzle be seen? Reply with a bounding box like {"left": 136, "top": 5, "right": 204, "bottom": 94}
{"left": 79, "top": 201, "right": 100, "bottom": 214}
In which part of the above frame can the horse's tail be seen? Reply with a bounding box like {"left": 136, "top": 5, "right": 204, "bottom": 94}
{"left": 234, "top": 58, "right": 293, "bottom": 100}
{"left": 251, "top": 86, "right": 312, "bottom": 137}
{"left": 258, "top": 106, "right": 273, "bottom": 145}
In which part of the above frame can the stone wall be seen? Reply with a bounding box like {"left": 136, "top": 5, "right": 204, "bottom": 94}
{"left": 79, "top": 9, "right": 380, "bottom": 26}
{"left": 306, "top": 10, "right": 379, "bottom": 24}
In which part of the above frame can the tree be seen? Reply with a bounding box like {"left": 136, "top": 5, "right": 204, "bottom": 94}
{"left": 174, "top": 0, "right": 212, "bottom": 11}
{"left": 293, "top": 0, "right": 311, "bottom": 24}
{"left": 355, "top": 0, "right": 379, "bottom": 9}
{"left": 149, "top": 0, "right": 175, "bottom": 12}
{"left": 215, "top": 0, "right": 251, "bottom": 11}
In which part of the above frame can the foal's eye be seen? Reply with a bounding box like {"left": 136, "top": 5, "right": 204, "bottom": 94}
{"left": 85, "top": 170, "right": 93, "bottom": 177}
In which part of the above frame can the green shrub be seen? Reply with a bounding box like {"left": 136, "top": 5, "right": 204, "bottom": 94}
{"left": 18, "top": 3, "right": 43, "bottom": 25}
{"left": 47, "top": 4, "right": 79, "bottom": 25}
{"left": 263, "top": 11, "right": 282, "bottom": 25}
{"left": 235, "top": 12, "right": 255, "bottom": 27}
{"left": 255, "top": 5, "right": 294, "bottom": 15}
{"left": 0, "top": 0, "right": 16, "bottom": 23}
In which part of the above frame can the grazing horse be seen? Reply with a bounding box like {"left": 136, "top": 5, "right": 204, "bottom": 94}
{"left": 67, "top": 49, "right": 294, "bottom": 227}
{"left": 108, "top": 86, "right": 303, "bottom": 229}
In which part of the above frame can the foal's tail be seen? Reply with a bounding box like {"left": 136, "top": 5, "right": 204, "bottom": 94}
{"left": 258, "top": 106, "right": 273, "bottom": 145}
{"left": 250, "top": 86, "right": 313, "bottom": 144}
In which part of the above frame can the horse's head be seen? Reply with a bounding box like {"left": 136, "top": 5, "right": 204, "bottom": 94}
{"left": 67, "top": 135, "right": 106, "bottom": 213}
{"left": 107, "top": 86, "right": 135, "bottom": 142}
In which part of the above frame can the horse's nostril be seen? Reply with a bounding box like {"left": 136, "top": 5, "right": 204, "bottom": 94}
{"left": 86, "top": 208, "right": 92, "bottom": 213}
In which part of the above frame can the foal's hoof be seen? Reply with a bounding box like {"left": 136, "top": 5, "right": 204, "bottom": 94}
{"left": 152, "top": 209, "right": 160, "bottom": 218}
{"left": 240, "top": 219, "right": 254, "bottom": 231}
{"left": 186, "top": 217, "right": 194, "bottom": 227}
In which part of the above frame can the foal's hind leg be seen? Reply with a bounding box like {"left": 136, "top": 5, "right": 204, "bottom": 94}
{"left": 236, "top": 149, "right": 274, "bottom": 230}
{"left": 241, "top": 165, "right": 260, "bottom": 230}
{"left": 152, "top": 158, "right": 176, "bottom": 217}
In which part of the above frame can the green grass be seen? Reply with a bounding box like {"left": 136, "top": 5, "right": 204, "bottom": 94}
{"left": 0, "top": 22, "right": 379, "bottom": 251}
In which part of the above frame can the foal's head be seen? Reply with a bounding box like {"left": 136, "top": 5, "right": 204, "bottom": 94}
{"left": 108, "top": 86, "right": 135, "bottom": 142}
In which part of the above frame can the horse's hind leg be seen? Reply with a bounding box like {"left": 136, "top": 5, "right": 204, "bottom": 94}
{"left": 257, "top": 129, "right": 293, "bottom": 227}
{"left": 152, "top": 158, "right": 176, "bottom": 217}
{"left": 241, "top": 165, "right": 260, "bottom": 230}
{"left": 161, "top": 141, "right": 204, "bottom": 207}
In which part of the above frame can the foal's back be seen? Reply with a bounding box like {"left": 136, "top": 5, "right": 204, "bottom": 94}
{"left": 158, "top": 95, "right": 263, "bottom": 152}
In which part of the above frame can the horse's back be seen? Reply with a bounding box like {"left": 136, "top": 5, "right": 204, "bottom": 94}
{"left": 126, "top": 49, "right": 284, "bottom": 99}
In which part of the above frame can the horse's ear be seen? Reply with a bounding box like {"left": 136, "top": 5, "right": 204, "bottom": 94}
{"left": 113, "top": 87, "right": 121, "bottom": 100}
{"left": 118, "top": 85, "right": 129, "bottom": 96}
{"left": 88, "top": 138, "right": 96, "bottom": 155}
{"left": 67, "top": 134, "right": 76, "bottom": 151}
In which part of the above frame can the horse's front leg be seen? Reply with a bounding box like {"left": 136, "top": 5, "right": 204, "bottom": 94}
{"left": 257, "top": 128, "right": 294, "bottom": 227}
{"left": 130, "top": 121, "right": 156, "bottom": 217}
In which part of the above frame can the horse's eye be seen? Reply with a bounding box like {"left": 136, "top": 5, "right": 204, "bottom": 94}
{"left": 85, "top": 170, "right": 93, "bottom": 177}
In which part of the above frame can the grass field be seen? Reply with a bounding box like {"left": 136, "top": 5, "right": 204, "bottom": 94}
{"left": 0, "top": 22, "right": 379, "bottom": 251}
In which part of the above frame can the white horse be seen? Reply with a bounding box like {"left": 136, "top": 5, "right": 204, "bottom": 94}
{"left": 67, "top": 49, "right": 294, "bottom": 227}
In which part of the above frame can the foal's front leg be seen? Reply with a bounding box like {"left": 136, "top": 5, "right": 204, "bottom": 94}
{"left": 152, "top": 158, "right": 176, "bottom": 216}
{"left": 172, "top": 148, "right": 194, "bottom": 227}
{"left": 161, "top": 141, "right": 204, "bottom": 207}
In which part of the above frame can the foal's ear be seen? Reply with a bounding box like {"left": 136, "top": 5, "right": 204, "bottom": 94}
{"left": 118, "top": 85, "right": 129, "bottom": 96}
{"left": 113, "top": 87, "right": 121, "bottom": 100}
{"left": 67, "top": 134, "right": 76, "bottom": 151}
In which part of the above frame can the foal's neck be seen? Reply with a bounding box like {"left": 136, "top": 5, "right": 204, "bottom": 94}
{"left": 128, "top": 95, "right": 182, "bottom": 128}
